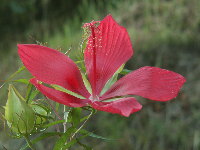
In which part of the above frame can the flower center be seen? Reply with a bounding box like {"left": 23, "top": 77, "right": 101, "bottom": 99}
{"left": 89, "top": 95, "right": 99, "bottom": 102}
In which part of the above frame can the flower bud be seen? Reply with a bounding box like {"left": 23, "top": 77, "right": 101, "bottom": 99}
{"left": 31, "top": 104, "right": 48, "bottom": 125}
{"left": 5, "top": 84, "right": 35, "bottom": 134}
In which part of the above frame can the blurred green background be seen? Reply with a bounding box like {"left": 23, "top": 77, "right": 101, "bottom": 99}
{"left": 0, "top": 0, "right": 200, "bottom": 149}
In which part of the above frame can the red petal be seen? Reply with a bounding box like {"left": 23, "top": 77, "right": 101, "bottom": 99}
{"left": 84, "top": 15, "right": 133, "bottom": 96}
{"left": 18, "top": 44, "right": 89, "bottom": 98}
{"left": 30, "top": 78, "right": 89, "bottom": 107}
{"left": 102, "top": 66, "right": 186, "bottom": 101}
{"left": 91, "top": 97, "right": 142, "bottom": 117}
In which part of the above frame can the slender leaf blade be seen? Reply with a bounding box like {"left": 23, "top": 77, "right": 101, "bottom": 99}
{"left": 42, "top": 120, "right": 65, "bottom": 128}
{"left": 51, "top": 84, "right": 86, "bottom": 99}
{"left": 120, "top": 69, "right": 132, "bottom": 75}
{"left": 100, "top": 64, "right": 125, "bottom": 96}
{"left": 80, "top": 129, "right": 114, "bottom": 141}
{"left": 20, "top": 132, "right": 62, "bottom": 150}
{"left": 81, "top": 72, "right": 92, "bottom": 94}
{"left": 53, "top": 127, "right": 76, "bottom": 150}
{"left": 13, "top": 79, "right": 29, "bottom": 84}
{"left": 70, "top": 108, "right": 81, "bottom": 127}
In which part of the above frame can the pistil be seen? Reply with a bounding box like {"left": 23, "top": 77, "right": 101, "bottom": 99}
{"left": 90, "top": 23, "right": 97, "bottom": 99}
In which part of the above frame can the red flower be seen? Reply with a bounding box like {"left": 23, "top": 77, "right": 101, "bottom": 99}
{"left": 18, "top": 15, "right": 186, "bottom": 117}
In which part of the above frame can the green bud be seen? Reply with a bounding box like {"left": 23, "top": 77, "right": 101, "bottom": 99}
{"left": 5, "top": 84, "right": 35, "bottom": 134}
{"left": 31, "top": 104, "right": 48, "bottom": 125}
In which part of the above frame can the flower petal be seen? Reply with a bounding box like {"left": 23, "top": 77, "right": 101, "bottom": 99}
{"left": 91, "top": 97, "right": 142, "bottom": 117}
{"left": 30, "top": 78, "right": 89, "bottom": 107}
{"left": 18, "top": 44, "right": 89, "bottom": 98}
{"left": 102, "top": 66, "right": 186, "bottom": 101}
{"left": 84, "top": 15, "right": 133, "bottom": 96}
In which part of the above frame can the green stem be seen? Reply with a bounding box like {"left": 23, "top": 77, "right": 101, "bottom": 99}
{"left": 63, "top": 105, "right": 66, "bottom": 133}
{"left": 24, "top": 135, "right": 36, "bottom": 150}
{"left": 70, "top": 109, "right": 94, "bottom": 140}
{"left": 26, "top": 84, "right": 33, "bottom": 104}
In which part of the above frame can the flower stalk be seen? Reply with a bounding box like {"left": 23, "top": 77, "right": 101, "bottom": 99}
{"left": 70, "top": 109, "right": 94, "bottom": 140}
{"left": 24, "top": 135, "right": 36, "bottom": 150}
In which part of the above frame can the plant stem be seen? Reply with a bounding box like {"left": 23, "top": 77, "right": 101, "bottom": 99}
{"left": 45, "top": 97, "right": 61, "bottom": 132}
{"left": 24, "top": 135, "right": 36, "bottom": 150}
{"left": 63, "top": 105, "right": 66, "bottom": 133}
{"left": 70, "top": 110, "right": 94, "bottom": 140}
{"left": 45, "top": 97, "right": 62, "bottom": 120}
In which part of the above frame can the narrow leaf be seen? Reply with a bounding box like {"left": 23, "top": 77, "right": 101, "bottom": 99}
{"left": 0, "top": 66, "right": 26, "bottom": 89}
{"left": 81, "top": 72, "right": 92, "bottom": 94}
{"left": 120, "top": 68, "right": 132, "bottom": 75}
{"left": 100, "top": 64, "right": 125, "bottom": 96}
{"left": 42, "top": 120, "right": 65, "bottom": 128}
{"left": 29, "top": 90, "right": 39, "bottom": 101}
{"left": 20, "top": 132, "right": 62, "bottom": 150}
{"left": 7, "top": 66, "right": 26, "bottom": 81}
{"left": 13, "top": 79, "right": 29, "bottom": 84}
{"left": 26, "top": 83, "right": 34, "bottom": 102}
{"left": 77, "top": 139, "right": 92, "bottom": 150}
{"left": 70, "top": 108, "right": 81, "bottom": 127}
{"left": 53, "top": 127, "right": 76, "bottom": 150}
{"left": 103, "top": 97, "right": 124, "bottom": 102}
{"left": 62, "top": 132, "right": 90, "bottom": 149}
{"left": 3, "top": 66, "right": 26, "bottom": 84}
{"left": 51, "top": 84, "right": 86, "bottom": 99}
{"left": 80, "top": 129, "right": 114, "bottom": 141}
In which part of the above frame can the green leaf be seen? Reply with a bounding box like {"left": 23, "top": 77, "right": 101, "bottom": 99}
{"left": 53, "top": 127, "right": 76, "bottom": 150}
{"left": 75, "top": 60, "right": 84, "bottom": 64}
{"left": 5, "top": 66, "right": 26, "bottom": 83}
{"left": 25, "top": 83, "right": 39, "bottom": 102}
{"left": 7, "top": 66, "right": 26, "bottom": 81}
{"left": 103, "top": 97, "right": 124, "bottom": 102}
{"left": 70, "top": 108, "right": 81, "bottom": 127}
{"left": 13, "top": 79, "right": 29, "bottom": 84}
{"left": 62, "top": 132, "right": 90, "bottom": 149}
{"left": 29, "top": 90, "right": 39, "bottom": 101}
{"left": 55, "top": 103, "right": 60, "bottom": 112}
{"left": 0, "top": 66, "right": 26, "bottom": 89}
{"left": 51, "top": 84, "right": 86, "bottom": 99}
{"left": 77, "top": 139, "right": 93, "bottom": 150}
{"left": 26, "top": 83, "right": 34, "bottom": 102}
{"left": 80, "top": 109, "right": 96, "bottom": 122}
{"left": 80, "top": 129, "right": 114, "bottom": 141}
{"left": 81, "top": 72, "right": 92, "bottom": 94}
{"left": 41, "top": 120, "right": 65, "bottom": 128}
{"left": 120, "top": 69, "right": 132, "bottom": 75}
{"left": 100, "top": 64, "right": 125, "bottom": 96}
{"left": 20, "top": 132, "right": 62, "bottom": 150}
{"left": 80, "top": 115, "right": 89, "bottom": 122}
{"left": 61, "top": 138, "right": 78, "bottom": 149}
{"left": 31, "top": 104, "right": 50, "bottom": 125}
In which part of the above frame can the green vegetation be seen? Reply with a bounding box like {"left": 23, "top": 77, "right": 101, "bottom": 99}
{"left": 0, "top": 0, "right": 200, "bottom": 149}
